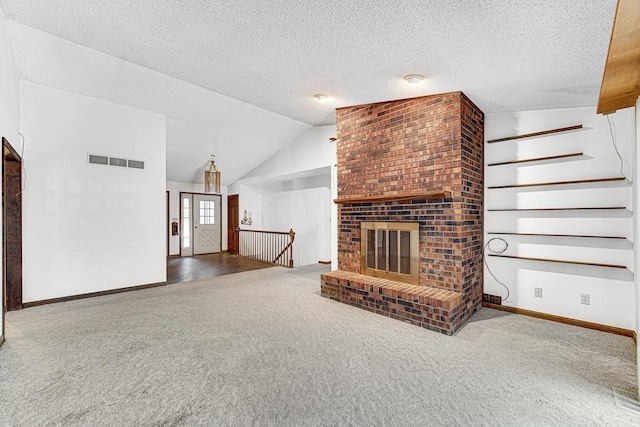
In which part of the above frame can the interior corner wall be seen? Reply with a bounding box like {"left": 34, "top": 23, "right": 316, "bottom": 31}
{"left": 0, "top": 8, "right": 21, "bottom": 337}
{"left": 20, "top": 82, "right": 167, "bottom": 302}
{"left": 166, "top": 180, "right": 199, "bottom": 256}
{"left": 262, "top": 181, "right": 331, "bottom": 266}
{"left": 236, "top": 125, "right": 336, "bottom": 181}
{"left": 230, "top": 125, "right": 337, "bottom": 267}
{"left": 237, "top": 185, "right": 262, "bottom": 230}
{"left": 485, "top": 106, "right": 635, "bottom": 330}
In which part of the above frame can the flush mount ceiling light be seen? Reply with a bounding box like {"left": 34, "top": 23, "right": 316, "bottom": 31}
{"left": 403, "top": 74, "right": 425, "bottom": 84}
{"left": 314, "top": 94, "right": 329, "bottom": 101}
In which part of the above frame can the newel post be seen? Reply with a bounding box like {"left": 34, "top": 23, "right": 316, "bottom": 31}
{"left": 288, "top": 228, "right": 295, "bottom": 267}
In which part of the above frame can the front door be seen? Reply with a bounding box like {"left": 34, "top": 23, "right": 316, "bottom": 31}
{"left": 193, "top": 194, "right": 221, "bottom": 255}
{"left": 228, "top": 194, "right": 239, "bottom": 254}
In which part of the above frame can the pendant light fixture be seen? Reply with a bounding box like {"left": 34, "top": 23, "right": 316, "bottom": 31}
{"left": 204, "top": 154, "right": 221, "bottom": 194}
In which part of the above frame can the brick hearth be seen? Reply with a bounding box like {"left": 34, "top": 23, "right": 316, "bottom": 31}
{"left": 321, "top": 91, "right": 484, "bottom": 335}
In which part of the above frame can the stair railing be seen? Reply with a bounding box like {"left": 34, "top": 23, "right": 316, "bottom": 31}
{"left": 236, "top": 228, "right": 295, "bottom": 267}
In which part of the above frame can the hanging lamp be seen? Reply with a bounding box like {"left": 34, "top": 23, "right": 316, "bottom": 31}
{"left": 204, "top": 154, "right": 221, "bottom": 193}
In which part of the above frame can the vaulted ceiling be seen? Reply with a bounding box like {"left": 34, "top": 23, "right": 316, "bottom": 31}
{"left": 0, "top": 0, "right": 618, "bottom": 184}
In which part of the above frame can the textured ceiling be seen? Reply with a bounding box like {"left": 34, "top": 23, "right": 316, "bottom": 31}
{"left": 0, "top": 0, "right": 619, "bottom": 183}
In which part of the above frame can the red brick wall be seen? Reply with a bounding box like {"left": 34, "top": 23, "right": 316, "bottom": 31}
{"left": 333, "top": 92, "right": 484, "bottom": 330}
{"left": 336, "top": 92, "right": 463, "bottom": 200}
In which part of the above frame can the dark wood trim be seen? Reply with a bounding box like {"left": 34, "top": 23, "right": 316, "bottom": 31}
{"left": 22, "top": 281, "right": 168, "bottom": 308}
{"left": 487, "top": 125, "right": 583, "bottom": 144}
{"left": 487, "top": 153, "right": 585, "bottom": 167}
{"left": 227, "top": 194, "right": 239, "bottom": 255}
{"left": 488, "top": 177, "right": 626, "bottom": 190}
{"left": 483, "top": 303, "right": 636, "bottom": 338}
{"left": 488, "top": 232, "right": 627, "bottom": 240}
{"left": 0, "top": 334, "right": 4, "bottom": 347}
{"left": 334, "top": 190, "right": 451, "bottom": 205}
{"left": 3, "top": 138, "right": 23, "bottom": 313}
{"left": 180, "top": 191, "right": 222, "bottom": 197}
{"left": 488, "top": 206, "right": 627, "bottom": 212}
{"left": 488, "top": 254, "right": 627, "bottom": 269}
{"left": 2, "top": 137, "right": 21, "bottom": 161}
{"left": 167, "top": 254, "right": 180, "bottom": 258}
{"left": 237, "top": 228, "right": 290, "bottom": 235}
{"left": 318, "top": 260, "right": 331, "bottom": 265}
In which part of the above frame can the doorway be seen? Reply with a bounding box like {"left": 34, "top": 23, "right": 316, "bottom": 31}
{"left": 180, "top": 192, "right": 222, "bottom": 256}
{"left": 2, "top": 137, "right": 23, "bottom": 327}
{"left": 228, "top": 194, "right": 239, "bottom": 254}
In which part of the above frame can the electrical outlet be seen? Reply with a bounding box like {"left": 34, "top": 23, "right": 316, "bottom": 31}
{"left": 581, "top": 294, "right": 590, "bottom": 305}
{"left": 534, "top": 287, "right": 542, "bottom": 298}
{"left": 482, "top": 293, "right": 503, "bottom": 306}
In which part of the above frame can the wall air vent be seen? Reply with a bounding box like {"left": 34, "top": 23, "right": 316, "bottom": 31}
{"left": 127, "top": 159, "right": 144, "bottom": 169}
{"left": 109, "top": 157, "right": 127, "bottom": 167}
{"left": 88, "top": 154, "right": 109, "bottom": 165}
{"left": 88, "top": 154, "right": 145, "bottom": 171}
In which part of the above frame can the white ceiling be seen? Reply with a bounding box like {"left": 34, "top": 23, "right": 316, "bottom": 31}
{"left": 0, "top": 0, "right": 618, "bottom": 183}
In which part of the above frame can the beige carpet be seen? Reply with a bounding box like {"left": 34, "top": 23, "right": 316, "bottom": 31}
{"left": 1, "top": 264, "right": 638, "bottom": 426}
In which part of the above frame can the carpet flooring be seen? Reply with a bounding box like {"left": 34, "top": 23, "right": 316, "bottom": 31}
{"left": 1, "top": 264, "right": 639, "bottom": 426}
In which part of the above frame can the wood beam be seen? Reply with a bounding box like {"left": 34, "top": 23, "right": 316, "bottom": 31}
{"left": 597, "top": 0, "right": 640, "bottom": 114}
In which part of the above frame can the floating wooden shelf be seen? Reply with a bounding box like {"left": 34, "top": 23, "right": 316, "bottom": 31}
{"left": 487, "top": 125, "right": 583, "bottom": 144}
{"left": 487, "top": 177, "right": 626, "bottom": 190}
{"left": 487, "top": 153, "right": 587, "bottom": 167}
{"left": 486, "top": 206, "right": 631, "bottom": 218}
{"left": 334, "top": 190, "right": 451, "bottom": 205}
{"left": 487, "top": 232, "right": 626, "bottom": 240}
{"left": 488, "top": 254, "right": 627, "bottom": 270}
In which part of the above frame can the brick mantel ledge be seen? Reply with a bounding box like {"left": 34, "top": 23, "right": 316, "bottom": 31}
{"left": 321, "top": 270, "right": 465, "bottom": 335}
{"left": 334, "top": 190, "right": 452, "bottom": 205}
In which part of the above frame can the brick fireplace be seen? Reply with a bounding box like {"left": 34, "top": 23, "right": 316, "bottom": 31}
{"left": 321, "top": 92, "right": 484, "bottom": 335}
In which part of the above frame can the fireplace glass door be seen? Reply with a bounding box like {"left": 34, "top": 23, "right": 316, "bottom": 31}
{"left": 361, "top": 222, "right": 419, "bottom": 285}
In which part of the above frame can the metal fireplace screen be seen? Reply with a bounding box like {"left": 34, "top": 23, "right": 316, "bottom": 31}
{"left": 360, "top": 222, "right": 419, "bottom": 285}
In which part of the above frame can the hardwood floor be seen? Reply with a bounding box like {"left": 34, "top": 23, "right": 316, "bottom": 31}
{"left": 167, "top": 252, "right": 274, "bottom": 284}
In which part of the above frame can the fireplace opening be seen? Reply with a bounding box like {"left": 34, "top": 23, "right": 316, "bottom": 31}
{"left": 361, "top": 222, "right": 419, "bottom": 285}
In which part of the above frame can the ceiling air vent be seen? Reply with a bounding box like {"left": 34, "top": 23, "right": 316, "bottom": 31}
{"left": 88, "top": 154, "right": 109, "bottom": 165}
{"left": 109, "top": 157, "right": 127, "bottom": 167}
{"left": 127, "top": 159, "right": 144, "bottom": 169}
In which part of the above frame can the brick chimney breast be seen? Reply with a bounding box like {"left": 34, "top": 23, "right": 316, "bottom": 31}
{"left": 322, "top": 92, "right": 484, "bottom": 335}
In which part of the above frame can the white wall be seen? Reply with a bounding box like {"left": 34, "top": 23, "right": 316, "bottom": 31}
{"left": 0, "top": 10, "right": 20, "bottom": 148}
{"left": 229, "top": 125, "right": 336, "bottom": 267}
{"left": 232, "top": 126, "right": 336, "bottom": 182}
{"left": 20, "top": 83, "right": 166, "bottom": 302}
{"left": 0, "top": 8, "right": 21, "bottom": 338}
{"left": 235, "top": 185, "right": 262, "bottom": 230}
{"left": 485, "top": 106, "right": 636, "bottom": 330}
{"left": 166, "top": 180, "right": 199, "bottom": 255}
{"left": 262, "top": 180, "right": 331, "bottom": 266}
{"left": 636, "top": 96, "right": 640, "bottom": 399}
